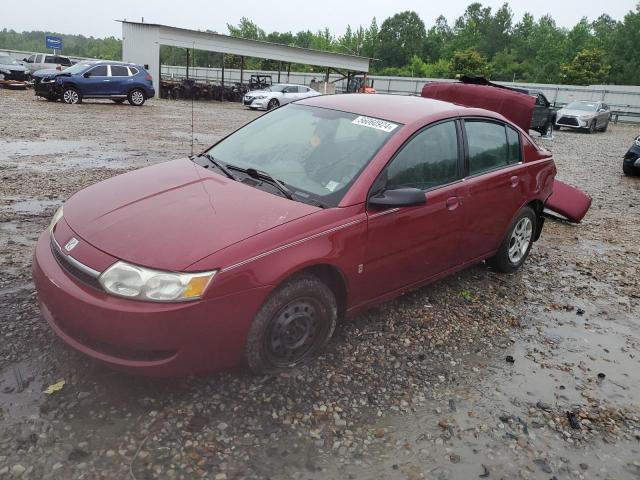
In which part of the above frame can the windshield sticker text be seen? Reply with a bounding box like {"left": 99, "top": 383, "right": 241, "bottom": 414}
{"left": 352, "top": 116, "right": 398, "bottom": 133}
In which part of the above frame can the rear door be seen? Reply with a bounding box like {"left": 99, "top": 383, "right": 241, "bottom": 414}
{"left": 458, "top": 119, "right": 527, "bottom": 261}
{"left": 363, "top": 119, "right": 467, "bottom": 300}
{"left": 107, "top": 65, "right": 132, "bottom": 95}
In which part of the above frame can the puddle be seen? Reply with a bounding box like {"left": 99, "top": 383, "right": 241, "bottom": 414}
{"left": 0, "top": 139, "right": 148, "bottom": 171}
{"left": 0, "top": 196, "right": 61, "bottom": 215}
{"left": 0, "top": 359, "right": 43, "bottom": 424}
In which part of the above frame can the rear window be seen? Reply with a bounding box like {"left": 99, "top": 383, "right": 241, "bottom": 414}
{"left": 110, "top": 65, "right": 129, "bottom": 76}
{"left": 128, "top": 67, "right": 139, "bottom": 75}
{"left": 465, "top": 120, "right": 509, "bottom": 175}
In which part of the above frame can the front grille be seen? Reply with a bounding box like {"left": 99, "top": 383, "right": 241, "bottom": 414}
{"left": 50, "top": 239, "right": 102, "bottom": 290}
{"left": 558, "top": 116, "right": 579, "bottom": 126}
{"left": 6, "top": 70, "right": 27, "bottom": 81}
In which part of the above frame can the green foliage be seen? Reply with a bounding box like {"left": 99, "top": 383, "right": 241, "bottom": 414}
{"left": 449, "top": 48, "right": 488, "bottom": 77}
{"left": 377, "top": 11, "right": 427, "bottom": 68}
{"left": 560, "top": 49, "right": 611, "bottom": 85}
{"left": 2, "top": 3, "right": 639, "bottom": 85}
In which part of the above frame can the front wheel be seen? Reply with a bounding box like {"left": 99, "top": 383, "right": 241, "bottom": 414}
{"left": 588, "top": 120, "right": 596, "bottom": 134}
{"left": 61, "top": 87, "right": 81, "bottom": 104}
{"left": 128, "top": 88, "right": 146, "bottom": 106}
{"left": 267, "top": 98, "right": 279, "bottom": 110}
{"left": 487, "top": 206, "right": 536, "bottom": 273}
{"left": 245, "top": 273, "right": 337, "bottom": 374}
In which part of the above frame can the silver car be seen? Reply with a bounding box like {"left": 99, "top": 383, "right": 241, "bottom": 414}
{"left": 0, "top": 52, "right": 29, "bottom": 81}
{"left": 243, "top": 83, "right": 320, "bottom": 110}
{"left": 555, "top": 100, "right": 611, "bottom": 133}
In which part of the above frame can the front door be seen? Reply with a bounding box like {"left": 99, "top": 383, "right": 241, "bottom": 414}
{"left": 81, "top": 65, "right": 110, "bottom": 95}
{"left": 363, "top": 120, "right": 466, "bottom": 300}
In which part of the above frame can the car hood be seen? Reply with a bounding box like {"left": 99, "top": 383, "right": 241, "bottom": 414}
{"left": 32, "top": 68, "right": 60, "bottom": 77}
{"left": 0, "top": 63, "right": 26, "bottom": 72}
{"left": 63, "top": 158, "right": 320, "bottom": 271}
{"left": 557, "top": 108, "right": 596, "bottom": 117}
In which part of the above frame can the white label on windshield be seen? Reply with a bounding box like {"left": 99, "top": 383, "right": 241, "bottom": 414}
{"left": 325, "top": 181, "right": 340, "bottom": 192}
{"left": 352, "top": 116, "right": 398, "bottom": 133}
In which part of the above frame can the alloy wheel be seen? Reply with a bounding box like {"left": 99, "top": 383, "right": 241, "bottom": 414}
{"left": 507, "top": 217, "right": 533, "bottom": 264}
{"left": 63, "top": 89, "right": 79, "bottom": 104}
{"left": 131, "top": 90, "right": 144, "bottom": 105}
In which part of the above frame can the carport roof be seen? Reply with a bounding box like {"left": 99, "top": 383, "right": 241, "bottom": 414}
{"left": 118, "top": 20, "right": 371, "bottom": 73}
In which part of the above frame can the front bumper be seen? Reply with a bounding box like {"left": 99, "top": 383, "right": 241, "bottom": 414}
{"left": 32, "top": 231, "right": 270, "bottom": 376}
{"left": 555, "top": 115, "right": 591, "bottom": 129}
{"left": 34, "top": 79, "right": 57, "bottom": 98}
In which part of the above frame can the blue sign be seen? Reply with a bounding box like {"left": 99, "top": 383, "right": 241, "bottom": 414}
{"left": 45, "top": 36, "right": 63, "bottom": 50}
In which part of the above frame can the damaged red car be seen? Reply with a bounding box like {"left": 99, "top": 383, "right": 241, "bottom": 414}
{"left": 33, "top": 94, "right": 556, "bottom": 376}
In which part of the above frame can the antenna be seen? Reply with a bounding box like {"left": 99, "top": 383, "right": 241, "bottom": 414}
{"left": 190, "top": 41, "right": 195, "bottom": 157}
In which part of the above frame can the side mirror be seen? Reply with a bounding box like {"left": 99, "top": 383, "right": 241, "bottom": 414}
{"left": 369, "top": 188, "right": 426, "bottom": 208}
{"left": 598, "top": 108, "right": 606, "bottom": 113}
{"left": 83, "top": 72, "right": 91, "bottom": 78}
{"left": 23, "top": 58, "right": 29, "bottom": 62}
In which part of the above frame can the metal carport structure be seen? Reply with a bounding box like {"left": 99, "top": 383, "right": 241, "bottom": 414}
{"left": 120, "top": 20, "right": 371, "bottom": 95}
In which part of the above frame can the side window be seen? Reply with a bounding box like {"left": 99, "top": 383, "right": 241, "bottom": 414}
{"left": 35, "top": 55, "right": 42, "bottom": 63}
{"left": 386, "top": 121, "right": 459, "bottom": 190}
{"left": 465, "top": 120, "right": 510, "bottom": 175}
{"left": 45, "top": 56, "right": 55, "bottom": 63}
{"left": 128, "top": 67, "right": 138, "bottom": 76}
{"left": 506, "top": 126, "right": 521, "bottom": 164}
{"left": 110, "top": 65, "right": 129, "bottom": 76}
{"left": 285, "top": 86, "right": 299, "bottom": 93}
{"left": 58, "top": 57, "right": 72, "bottom": 66}
{"left": 87, "top": 65, "right": 108, "bottom": 77}
{"left": 27, "top": 55, "right": 35, "bottom": 63}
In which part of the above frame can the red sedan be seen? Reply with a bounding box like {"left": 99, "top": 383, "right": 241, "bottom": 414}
{"left": 33, "top": 94, "right": 556, "bottom": 376}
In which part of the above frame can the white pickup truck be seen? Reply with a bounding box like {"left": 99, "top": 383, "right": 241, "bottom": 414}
{"left": 22, "top": 53, "right": 72, "bottom": 73}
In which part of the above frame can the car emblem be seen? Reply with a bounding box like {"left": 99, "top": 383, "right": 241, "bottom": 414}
{"left": 64, "top": 237, "right": 79, "bottom": 252}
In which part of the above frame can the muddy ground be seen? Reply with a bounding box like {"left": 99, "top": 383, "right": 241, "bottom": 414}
{"left": 0, "top": 89, "right": 639, "bottom": 479}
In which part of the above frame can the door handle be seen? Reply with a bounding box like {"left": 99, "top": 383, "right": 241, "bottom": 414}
{"left": 445, "top": 196, "right": 459, "bottom": 210}
{"left": 103, "top": 79, "right": 110, "bottom": 82}
{"left": 510, "top": 176, "right": 519, "bottom": 187}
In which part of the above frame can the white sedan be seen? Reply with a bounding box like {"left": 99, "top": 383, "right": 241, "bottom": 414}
{"left": 243, "top": 83, "right": 321, "bottom": 110}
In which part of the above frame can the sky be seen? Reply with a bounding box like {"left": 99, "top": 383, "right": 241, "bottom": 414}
{"left": 2, "top": 0, "right": 637, "bottom": 38}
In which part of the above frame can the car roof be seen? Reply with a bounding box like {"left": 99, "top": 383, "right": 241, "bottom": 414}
{"left": 297, "top": 93, "right": 500, "bottom": 125}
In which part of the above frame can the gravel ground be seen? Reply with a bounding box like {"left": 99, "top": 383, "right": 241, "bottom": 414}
{"left": 0, "top": 90, "right": 639, "bottom": 479}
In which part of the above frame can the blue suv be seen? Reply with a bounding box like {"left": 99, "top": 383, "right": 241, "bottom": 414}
{"left": 35, "top": 61, "right": 155, "bottom": 106}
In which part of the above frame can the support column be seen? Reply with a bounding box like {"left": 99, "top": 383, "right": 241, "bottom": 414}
{"left": 240, "top": 56, "right": 244, "bottom": 84}
{"left": 278, "top": 61, "right": 282, "bottom": 83}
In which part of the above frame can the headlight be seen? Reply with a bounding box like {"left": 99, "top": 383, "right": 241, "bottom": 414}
{"left": 634, "top": 136, "right": 640, "bottom": 147}
{"left": 99, "top": 261, "right": 217, "bottom": 302}
{"left": 254, "top": 95, "right": 267, "bottom": 99}
{"left": 0, "top": 68, "right": 10, "bottom": 75}
{"left": 49, "top": 206, "right": 64, "bottom": 232}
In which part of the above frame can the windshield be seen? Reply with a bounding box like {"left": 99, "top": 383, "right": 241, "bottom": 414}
{"left": 63, "top": 63, "right": 92, "bottom": 74}
{"left": 0, "top": 54, "right": 18, "bottom": 65}
{"left": 205, "top": 104, "right": 400, "bottom": 207}
{"left": 566, "top": 101, "right": 598, "bottom": 112}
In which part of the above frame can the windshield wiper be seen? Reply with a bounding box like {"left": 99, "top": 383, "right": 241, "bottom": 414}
{"left": 197, "top": 153, "right": 236, "bottom": 180}
{"left": 226, "top": 164, "right": 294, "bottom": 200}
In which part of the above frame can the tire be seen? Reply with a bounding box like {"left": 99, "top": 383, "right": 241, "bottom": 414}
{"left": 267, "top": 98, "right": 279, "bottom": 110}
{"left": 128, "top": 88, "right": 146, "bottom": 106}
{"left": 588, "top": 120, "right": 596, "bottom": 134}
{"left": 487, "top": 206, "right": 537, "bottom": 273}
{"left": 61, "top": 87, "right": 81, "bottom": 104}
{"left": 623, "top": 163, "right": 637, "bottom": 176}
{"left": 112, "top": 99, "right": 126, "bottom": 104}
{"left": 245, "top": 273, "right": 337, "bottom": 374}
{"left": 600, "top": 120, "right": 608, "bottom": 132}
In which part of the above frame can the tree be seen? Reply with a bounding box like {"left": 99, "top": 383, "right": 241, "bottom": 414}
{"left": 377, "top": 11, "right": 426, "bottom": 68}
{"left": 424, "top": 15, "right": 452, "bottom": 61}
{"left": 608, "top": 4, "right": 640, "bottom": 84}
{"left": 560, "top": 49, "right": 611, "bottom": 85}
{"left": 449, "top": 48, "right": 488, "bottom": 77}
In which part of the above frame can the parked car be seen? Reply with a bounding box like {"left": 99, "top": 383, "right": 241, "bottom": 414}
{"left": 555, "top": 100, "right": 610, "bottom": 133}
{"left": 623, "top": 135, "right": 640, "bottom": 176}
{"left": 22, "top": 53, "right": 72, "bottom": 73}
{"left": 33, "top": 94, "right": 556, "bottom": 376}
{"left": 243, "top": 83, "right": 320, "bottom": 110}
{"left": 506, "top": 87, "right": 556, "bottom": 136}
{"left": 35, "top": 61, "right": 155, "bottom": 105}
{"left": 0, "top": 52, "right": 30, "bottom": 81}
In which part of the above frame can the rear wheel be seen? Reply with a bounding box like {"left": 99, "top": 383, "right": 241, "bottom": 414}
{"left": 267, "top": 98, "right": 279, "bottom": 110}
{"left": 128, "top": 88, "right": 146, "bottom": 106}
{"left": 61, "top": 87, "right": 81, "bottom": 104}
{"left": 487, "top": 206, "right": 536, "bottom": 273}
{"left": 245, "top": 273, "right": 337, "bottom": 374}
